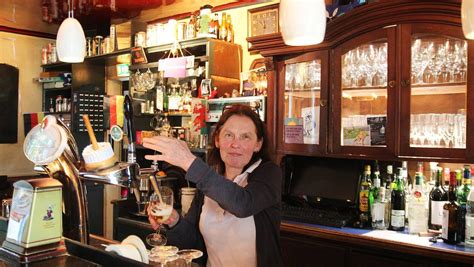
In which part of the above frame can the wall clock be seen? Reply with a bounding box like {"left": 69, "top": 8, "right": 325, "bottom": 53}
{"left": 248, "top": 4, "right": 279, "bottom": 37}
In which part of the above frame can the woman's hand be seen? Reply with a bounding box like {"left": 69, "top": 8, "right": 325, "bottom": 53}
{"left": 143, "top": 136, "right": 197, "bottom": 171}
{"left": 147, "top": 205, "right": 180, "bottom": 231}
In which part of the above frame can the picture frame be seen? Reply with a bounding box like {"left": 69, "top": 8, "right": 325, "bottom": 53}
{"left": 240, "top": 66, "right": 267, "bottom": 97}
{"left": 200, "top": 79, "right": 212, "bottom": 97}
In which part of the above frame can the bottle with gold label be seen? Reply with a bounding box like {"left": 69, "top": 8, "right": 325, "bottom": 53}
{"left": 219, "top": 12, "right": 227, "bottom": 41}
{"left": 226, "top": 14, "right": 234, "bottom": 43}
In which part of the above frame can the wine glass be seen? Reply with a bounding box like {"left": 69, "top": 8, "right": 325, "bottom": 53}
{"left": 149, "top": 245, "right": 179, "bottom": 266}
{"left": 177, "top": 249, "right": 203, "bottom": 266}
{"left": 146, "top": 186, "right": 174, "bottom": 247}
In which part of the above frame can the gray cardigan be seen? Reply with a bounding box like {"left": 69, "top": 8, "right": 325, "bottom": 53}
{"left": 165, "top": 158, "right": 283, "bottom": 267}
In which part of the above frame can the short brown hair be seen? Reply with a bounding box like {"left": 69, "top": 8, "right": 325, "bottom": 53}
{"left": 208, "top": 104, "right": 270, "bottom": 174}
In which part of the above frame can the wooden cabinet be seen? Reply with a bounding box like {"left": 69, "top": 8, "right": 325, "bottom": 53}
{"left": 331, "top": 26, "right": 397, "bottom": 159}
{"left": 249, "top": 0, "right": 473, "bottom": 163}
{"left": 276, "top": 51, "right": 329, "bottom": 156}
{"left": 398, "top": 23, "right": 473, "bottom": 160}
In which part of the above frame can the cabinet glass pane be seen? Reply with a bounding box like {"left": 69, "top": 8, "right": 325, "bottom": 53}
{"left": 341, "top": 41, "right": 388, "bottom": 147}
{"left": 410, "top": 36, "right": 467, "bottom": 148}
{"left": 284, "top": 60, "right": 321, "bottom": 145}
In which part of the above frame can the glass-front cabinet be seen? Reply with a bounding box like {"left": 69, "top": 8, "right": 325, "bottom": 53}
{"left": 277, "top": 51, "right": 329, "bottom": 155}
{"left": 332, "top": 28, "right": 396, "bottom": 158}
{"left": 400, "top": 24, "right": 473, "bottom": 160}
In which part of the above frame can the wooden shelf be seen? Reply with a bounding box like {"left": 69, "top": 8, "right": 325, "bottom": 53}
{"left": 285, "top": 90, "right": 321, "bottom": 98}
{"left": 145, "top": 37, "right": 212, "bottom": 54}
{"left": 411, "top": 83, "right": 466, "bottom": 95}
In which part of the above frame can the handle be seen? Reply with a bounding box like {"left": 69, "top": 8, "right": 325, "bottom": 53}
{"left": 83, "top": 114, "right": 99, "bottom": 150}
{"left": 320, "top": 99, "right": 327, "bottom": 107}
{"left": 124, "top": 95, "right": 135, "bottom": 143}
{"left": 149, "top": 175, "right": 163, "bottom": 203}
{"left": 401, "top": 79, "right": 410, "bottom": 88}
{"left": 388, "top": 80, "right": 396, "bottom": 88}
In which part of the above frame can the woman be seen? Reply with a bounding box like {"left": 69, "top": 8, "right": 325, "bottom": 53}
{"left": 143, "top": 104, "right": 283, "bottom": 267}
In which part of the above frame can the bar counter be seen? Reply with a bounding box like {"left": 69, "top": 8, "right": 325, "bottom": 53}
{"left": 281, "top": 220, "right": 474, "bottom": 266}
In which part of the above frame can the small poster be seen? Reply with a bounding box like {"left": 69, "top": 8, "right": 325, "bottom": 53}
{"left": 284, "top": 118, "right": 304, "bottom": 144}
{"left": 342, "top": 126, "right": 370, "bottom": 146}
{"left": 367, "top": 116, "right": 387, "bottom": 146}
{"left": 131, "top": 47, "right": 148, "bottom": 64}
{"left": 301, "top": 106, "right": 319, "bottom": 145}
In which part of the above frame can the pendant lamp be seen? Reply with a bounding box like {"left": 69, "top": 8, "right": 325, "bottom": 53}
{"left": 56, "top": 0, "right": 86, "bottom": 63}
{"left": 462, "top": 0, "right": 474, "bottom": 39}
{"left": 279, "top": 0, "right": 327, "bottom": 46}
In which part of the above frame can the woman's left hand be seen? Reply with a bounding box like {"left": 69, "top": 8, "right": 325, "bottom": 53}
{"left": 143, "top": 136, "right": 196, "bottom": 171}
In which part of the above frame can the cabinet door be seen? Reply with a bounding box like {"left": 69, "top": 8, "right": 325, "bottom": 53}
{"left": 277, "top": 51, "right": 329, "bottom": 155}
{"left": 331, "top": 27, "right": 396, "bottom": 158}
{"left": 399, "top": 24, "right": 473, "bottom": 160}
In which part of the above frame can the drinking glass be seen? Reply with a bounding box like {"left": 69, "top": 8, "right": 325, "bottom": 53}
{"left": 149, "top": 246, "right": 179, "bottom": 266}
{"left": 146, "top": 186, "right": 174, "bottom": 247}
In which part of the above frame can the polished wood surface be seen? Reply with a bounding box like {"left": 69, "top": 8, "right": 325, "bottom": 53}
{"left": 281, "top": 222, "right": 474, "bottom": 265}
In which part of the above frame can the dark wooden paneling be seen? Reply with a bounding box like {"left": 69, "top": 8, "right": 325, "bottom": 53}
{"left": 0, "top": 64, "right": 18, "bottom": 143}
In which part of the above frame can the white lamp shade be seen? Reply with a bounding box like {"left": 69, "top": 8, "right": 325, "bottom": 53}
{"left": 56, "top": 17, "right": 86, "bottom": 63}
{"left": 279, "top": 0, "right": 327, "bottom": 46}
{"left": 462, "top": 0, "right": 474, "bottom": 39}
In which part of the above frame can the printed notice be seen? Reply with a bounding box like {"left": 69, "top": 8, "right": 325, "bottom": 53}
{"left": 367, "top": 116, "right": 386, "bottom": 146}
{"left": 284, "top": 118, "right": 304, "bottom": 144}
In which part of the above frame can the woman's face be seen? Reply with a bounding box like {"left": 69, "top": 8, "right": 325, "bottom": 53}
{"left": 215, "top": 115, "right": 263, "bottom": 172}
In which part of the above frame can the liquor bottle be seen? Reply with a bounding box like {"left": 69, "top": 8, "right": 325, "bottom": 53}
{"left": 402, "top": 161, "right": 411, "bottom": 223}
{"left": 390, "top": 167, "right": 406, "bottom": 231}
{"left": 49, "top": 98, "right": 55, "bottom": 112}
{"left": 408, "top": 172, "right": 428, "bottom": 234}
{"left": 456, "top": 169, "right": 463, "bottom": 187}
{"left": 429, "top": 167, "right": 448, "bottom": 230}
{"left": 443, "top": 167, "right": 451, "bottom": 190}
{"left": 457, "top": 165, "right": 471, "bottom": 242}
{"left": 369, "top": 160, "right": 381, "bottom": 211}
{"left": 359, "top": 165, "right": 372, "bottom": 228}
{"left": 371, "top": 168, "right": 386, "bottom": 229}
{"left": 442, "top": 172, "right": 460, "bottom": 244}
{"left": 466, "top": 179, "right": 474, "bottom": 247}
{"left": 209, "top": 13, "right": 219, "bottom": 38}
{"left": 226, "top": 14, "right": 234, "bottom": 43}
{"left": 155, "top": 71, "right": 165, "bottom": 112}
{"left": 219, "top": 12, "right": 227, "bottom": 41}
{"left": 383, "top": 165, "right": 394, "bottom": 229}
{"left": 427, "top": 162, "right": 439, "bottom": 193}
{"left": 187, "top": 13, "right": 197, "bottom": 39}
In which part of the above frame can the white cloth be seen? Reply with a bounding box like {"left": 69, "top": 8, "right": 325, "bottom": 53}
{"left": 199, "top": 160, "right": 262, "bottom": 267}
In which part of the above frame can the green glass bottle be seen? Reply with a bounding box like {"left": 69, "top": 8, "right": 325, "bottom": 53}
{"left": 390, "top": 167, "right": 406, "bottom": 231}
{"left": 359, "top": 165, "right": 372, "bottom": 227}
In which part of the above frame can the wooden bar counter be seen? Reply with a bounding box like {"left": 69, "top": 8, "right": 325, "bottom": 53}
{"left": 281, "top": 221, "right": 474, "bottom": 266}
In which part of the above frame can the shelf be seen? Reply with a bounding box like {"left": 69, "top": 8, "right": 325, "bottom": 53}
{"left": 44, "top": 111, "right": 71, "bottom": 115}
{"left": 342, "top": 88, "right": 387, "bottom": 99}
{"left": 129, "top": 55, "right": 208, "bottom": 70}
{"left": 41, "top": 47, "right": 132, "bottom": 68}
{"left": 285, "top": 90, "right": 321, "bottom": 98}
{"left": 145, "top": 37, "right": 212, "bottom": 54}
{"left": 411, "top": 83, "right": 466, "bottom": 95}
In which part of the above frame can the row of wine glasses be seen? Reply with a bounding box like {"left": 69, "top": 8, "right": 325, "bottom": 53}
{"left": 285, "top": 60, "right": 322, "bottom": 91}
{"left": 342, "top": 43, "right": 388, "bottom": 88}
{"left": 411, "top": 38, "right": 467, "bottom": 85}
{"left": 410, "top": 112, "right": 466, "bottom": 148}
{"left": 131, "top": 68, "right": 156, "bottom": 92}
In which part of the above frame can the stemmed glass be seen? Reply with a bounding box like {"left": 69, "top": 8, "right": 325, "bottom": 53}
{"left": 146, "top": 186, "right": 174, "bottom": 247}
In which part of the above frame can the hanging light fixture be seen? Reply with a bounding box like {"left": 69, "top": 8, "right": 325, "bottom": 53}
{"left": 279, "top": 0, "right": 327, "bottom": 46}
{"left": 56, "top": 0, "right": 86, "bottom": 63}
{"left": 462, "top": 0, "right": 474, "bottom": 39}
